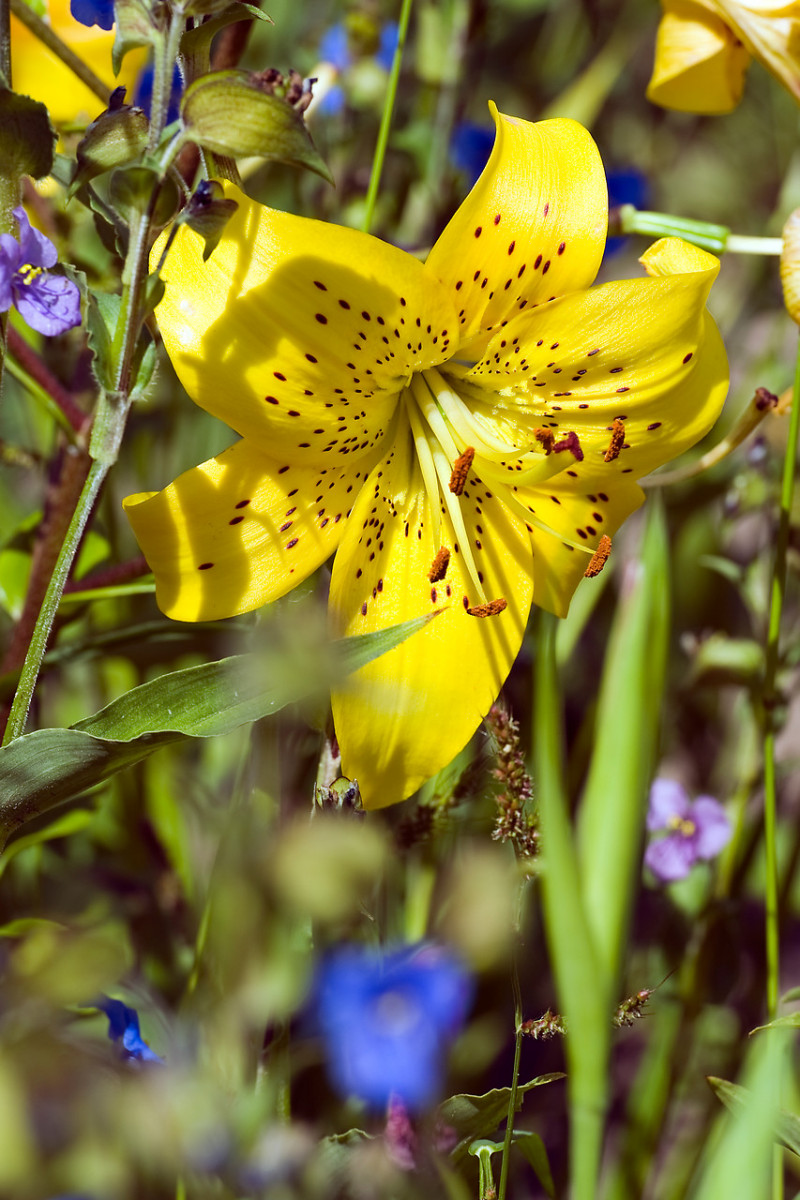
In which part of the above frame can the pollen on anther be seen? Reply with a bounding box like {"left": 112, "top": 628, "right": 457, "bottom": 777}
{"left": 428, "top": 547, "right": 451, "bottom": 582}
{"left": 584, "top": 535, "right": 612, "bottom": 578}
{"left": 467, "top": 598, "right": 508, "bottom": 618}
{"left": 534, "top": 427, "right": 555, "bottom": 454}
{"left": 604, "top": 419, "right": 626, "bottom": 462}
{"left": 449, "top": 447, "right": 475, "bottom": 495}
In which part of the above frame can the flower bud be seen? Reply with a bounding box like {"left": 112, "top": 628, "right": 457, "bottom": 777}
{"left": 180, "top": 68, "right": 333, "bottom": 182}
{"left": 70, "top": 89, "right": 149, "bottom": 197}
{"left": 180, "top": 179, "right": 239, "bottom": 261}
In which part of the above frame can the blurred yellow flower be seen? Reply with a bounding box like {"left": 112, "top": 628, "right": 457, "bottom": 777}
{"left": 124, "top": 106, "right": 729, "bottom": 808}
{"left": 648, "top": 0, "right": 800, "bottom": 113}
{"left": 10, "top": 0, "right": 142, "bottom": 125}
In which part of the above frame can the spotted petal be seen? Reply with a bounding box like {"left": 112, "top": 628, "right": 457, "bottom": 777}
{"left": 123, "top": 438, "right": 384, "bottom": 620}
{"left": 424, "top": 105, "right": 607, "bottom": 349}
{"left": 154, "top": 185, "right": 458, "bottom": 467}
{"left": 330, "top": 420, "right": 533, "bottom": 809}
{"left": 647, "top": 0, "right": 751, "bottom": 113}
{"left": 470, "top": 238, "right": 728, "bottom": 479}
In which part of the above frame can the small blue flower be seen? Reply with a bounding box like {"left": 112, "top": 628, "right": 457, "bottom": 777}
{"left": 645, "top": 779, "right": 732, "bottom": 882}
{"left": 316, "top": 943, "right": 473, "bottom": 1111}
{"left": 318, "top": 23, "right": 351, "bottom": 72}
{"left": 375, "top": 21, "right": 399, "bottom": 71}
{"left": 449, "top": 121, "right": 495, "bottom": 187}
{"left": 96, "top": 995, "right": 163, "bottom": 1064}
{"left": 70, "top": 0, "right": 114, "bottom": 30}
{"left": 606, "top": 168, "right": 649, "bottom": 255}
{"left": 0, "top": 209, "right": 81, "bottom": 337}
{"left": 133, "top": 61, "right": 184, "bottom": 125}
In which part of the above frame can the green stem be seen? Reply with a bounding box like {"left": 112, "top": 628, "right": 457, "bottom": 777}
{"left": 147, "top": 5, "right": 185, "bottom": 154}
{"left": 497, "top": 961, "right": 523, "bottom": 1200}
{"left": 616, "top": 205, "right": 782, "bottom": 256}
{"left": 0, "top": 0, "right": 11, "bottom": 84}
{"left": 9, "top": 0, "right": 110, "bottom": 104}
{"left": 362, "top": 0, "right": 414, "bottom": 235}
{"left": 761, "top": 333, "right": 800, "bottom": 1200}
{"left": 2, "top": 459, "right": 107, "bottom": 743}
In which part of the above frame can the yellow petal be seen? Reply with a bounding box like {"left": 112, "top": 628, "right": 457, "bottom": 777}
{"left": 11, "top": 0, "right": 145, "bottom": 125}
{"left": 712, "top": 0, "right": 800, "bottom": 105}
{"left": 523, "top": 469, "right": 646, "bottom": 618}
{"left": 424, "top": 104, "right": 607, "bottom": 350}
{"left": 647, "top": 0, "right": 750, "bottom": 113}
{"left": 154, "top": 185, "right": 458, "bottom": 466}
{"left": 330, "top": 420, "right": 533, "bottom": 809}
{"left": 470, "top": 237, "right": 728, "bottom": 477}
{"left": 123, "top": 438, "right": 383, "bottom": 620}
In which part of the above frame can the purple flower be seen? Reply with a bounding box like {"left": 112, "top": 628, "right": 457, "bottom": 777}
{"left": 96, "top": 995, "right": 163, "bottom": 1064}
{"left": 316, "top": 943, "right": 473, "bottom": 1111}
{"left": 644, "top": 779, "right": 731, "bottom": 882}
{"left": 0, "top": 209, "right": 81, "bottom": 336}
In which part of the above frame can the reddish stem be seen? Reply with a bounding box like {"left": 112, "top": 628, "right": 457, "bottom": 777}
{"left": 7, "top": 325, "right": 87, "bottom": 433}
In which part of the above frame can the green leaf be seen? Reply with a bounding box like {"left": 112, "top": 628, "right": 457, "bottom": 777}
{"left": 439, "top": 1074, "right": 565, "bottom": 1161}
{"left": 0, "top": 86, "right": 56, "bottom": 179}
{"left": 749, "top": 1013, "right": 800, "bottom": 1034}
{"left": 512, "top": 1130, "right": 556, "bottom": 1199}
{"left": 707, "top": 1072, "right": 800, "bottom": 1158}
{"left": 0, "top": 612, "right": 438, "bottom": 842}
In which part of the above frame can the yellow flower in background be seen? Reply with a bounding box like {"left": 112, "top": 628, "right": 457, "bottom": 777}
{"left": 647, "top": 0, "right": 800, "bottom": 114}
{"left": 124, "top": 105, "right": 729, "bottom": 809}
{"left": 10, "top": 0, "right": 142, "bottom": 125}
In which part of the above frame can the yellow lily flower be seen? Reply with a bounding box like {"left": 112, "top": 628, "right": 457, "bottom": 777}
{"left": 11, "top": 0, "right": 142, "bottom": 125}
{"left": 124, "top": 106, "right": 728, "bottom": 809}
{"left": 647, "top": 0, "right": 800, "bottom": 113}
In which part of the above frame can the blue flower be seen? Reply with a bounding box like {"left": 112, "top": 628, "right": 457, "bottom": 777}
{"left": 316, "top": 943, "right": 473, "bottom": 1111}
{"left": 69, "top": 0, "right": 114, "bottom": 30}
{"left": 645, "top": 779, "right": 732, "bottom": 882}
{"left": 606, "top": 168, "right": 649, "bottom": 255}
{"left": 134, "top": 61, "right": 184, "bottom": 125}
{"left": 314, "top": 20, "right": 399, "bottom": 117}
{"left": 0, "top": 209, "right": 81, "bottom": 336}
{"left": 449, "top": 121, "right": 495, "bottom": 186}
{"left": 96, "top": 995, "right": 163, "bottom": 1064}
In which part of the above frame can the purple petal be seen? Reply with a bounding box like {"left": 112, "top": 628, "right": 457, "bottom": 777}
{"left": 690, "top": 796, "right": 732, "bottom": 859}
{"left": 0, "top": 259, "right": 14, "bottom": 312}
{"left": 645, "top": 833, "right": 697, "bottom": 882}
{"left": 14, "top": 273, "right": 81, "bottom": 335}
{"left": 646, "top": 778, "right": 690, "bottom": 831}
{"left": 12, "top": 207, "right": 58, "bottom": 270}
{"left": 0, "top": 231, "right": 22, "bottom": 271}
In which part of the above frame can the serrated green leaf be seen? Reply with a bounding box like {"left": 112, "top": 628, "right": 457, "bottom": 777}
{"left": 0, "top": 612, "right": 438, "bottom": 842}
{"left": 439, "top": 1074, "right": 565, "bottom": 1161}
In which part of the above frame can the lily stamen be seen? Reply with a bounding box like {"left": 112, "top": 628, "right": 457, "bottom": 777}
{"left": 604, "top": 419, "right": 626, "bottom": 462}
{"left": 535, "top": 428, "right": 556, "bottom": 454}
{"left": 467, "top": 598, "right": 508, "bottom": 617}
{"left": 584, "top": 535, "right": 612, "bottom": 578}
{"left": 553, "top": 430, "right": 584, "bottom": 461}
{"left": 449, "top": 447, "right": 475, "bottom": 495}
{"left": 428, "top": 548, "right": 451, "bottom": 582}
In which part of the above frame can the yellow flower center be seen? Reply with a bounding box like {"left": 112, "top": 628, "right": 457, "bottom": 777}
{"left": 402, "top": 366, "right": 591, "bottom": 602}
{"left": 17, "top": 263, "right": 43, "bottom": 286}
{"left": 667, "top": 815, "right": 696, "bottom": 837}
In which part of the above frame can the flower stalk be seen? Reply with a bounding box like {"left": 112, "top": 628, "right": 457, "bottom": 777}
{"left": 362, "top": 0, "right": 414, "bottom": 234}
{"left": 615, "top": 204, "right": 782, "bottom": 256}
{"left": 2, "top": 23, "right": 179, "bottom": 742}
